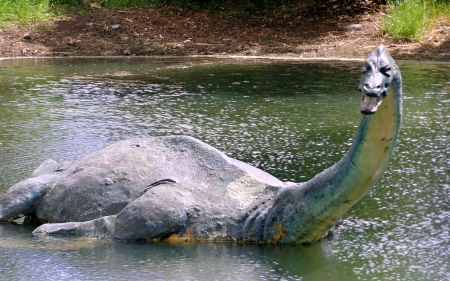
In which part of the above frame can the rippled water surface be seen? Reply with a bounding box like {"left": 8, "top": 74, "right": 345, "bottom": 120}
{"left": 0, "top": 58, "right": 449, "bottom": 280}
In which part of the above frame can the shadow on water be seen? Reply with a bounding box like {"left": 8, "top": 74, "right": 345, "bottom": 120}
{"left": 0, "top": 221, "right": 342, "bottom": 280}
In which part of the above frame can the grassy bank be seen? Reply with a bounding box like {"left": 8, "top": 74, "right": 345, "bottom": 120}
{"left": 0, "top": 0, "right": 54, "bottom": 26}
{"left": 381, "top": 0, "right": 450, "bottom": 42}
{"left": 0, "top": 0, "right": 448, "bottom": 43}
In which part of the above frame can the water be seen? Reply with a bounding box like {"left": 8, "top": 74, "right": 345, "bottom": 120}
{"left": 0, "top": 57, "right": 448, "bottom": 280}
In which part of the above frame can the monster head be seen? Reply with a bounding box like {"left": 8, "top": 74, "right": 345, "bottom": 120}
{"left": 359, "top": 45, "right": 398, "bottom": 115}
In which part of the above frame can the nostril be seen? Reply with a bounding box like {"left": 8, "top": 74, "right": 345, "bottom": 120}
{"left": 376, "top": 85, "right": 381, "bottom": 89}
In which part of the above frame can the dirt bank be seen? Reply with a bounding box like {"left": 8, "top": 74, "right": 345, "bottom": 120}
{"left": 0, "top": 4, "right": 449, "bottom": 60}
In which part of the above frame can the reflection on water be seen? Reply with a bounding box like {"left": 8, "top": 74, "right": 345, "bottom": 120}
{"left": 1, "top": 223, "right": 332, "bottom": 281}
{"left": 0, "top": 58, "right": 449, "bottom": 280}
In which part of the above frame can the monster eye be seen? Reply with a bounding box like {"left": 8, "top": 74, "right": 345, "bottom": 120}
{"left": 362, "top": 65, "right": 370, "bottom": 74}
{"left": 381, "top": 66, "right": 391, "bottom": 77}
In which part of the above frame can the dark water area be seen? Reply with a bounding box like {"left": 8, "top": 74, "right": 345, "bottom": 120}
{"left": 0, "top": 57, "right": 448, "bottom": 280}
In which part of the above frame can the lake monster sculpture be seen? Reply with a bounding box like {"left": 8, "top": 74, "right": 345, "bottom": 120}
{"left": 0, "top": 45, "right": 402, "bottom": 244}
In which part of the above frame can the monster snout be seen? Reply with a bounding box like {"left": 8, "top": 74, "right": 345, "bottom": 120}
{"left": 362, "top": 82, "right": 384, "bottom": 97}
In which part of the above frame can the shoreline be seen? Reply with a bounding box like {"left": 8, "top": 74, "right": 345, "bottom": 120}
{"left": 2, "top": 55, "right": 450, "bottom": 64}
{"left": 0, "top": 6, "right": 448, "bottom": 62}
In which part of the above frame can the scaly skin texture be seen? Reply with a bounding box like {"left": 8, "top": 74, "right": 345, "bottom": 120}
{"left": 237, "top": 45, "right": 402, "bottom": 243}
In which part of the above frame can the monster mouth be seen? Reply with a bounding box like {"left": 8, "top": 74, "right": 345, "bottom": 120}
{"left": 360, "top": 91, "right": 387, "bottom": 115}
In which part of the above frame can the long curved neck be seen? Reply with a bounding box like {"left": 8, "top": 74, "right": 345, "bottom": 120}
{"left": 343, "top": 82, "right": 402, "bottom": 200}
{"left": 305, "top": 74, "right": 402, "bottom": 239}
{"left": 324, "top": 83, "right": 401, "bottom": 203}
{"left": 271, "top": 73, "right": 402, "bottom": 244}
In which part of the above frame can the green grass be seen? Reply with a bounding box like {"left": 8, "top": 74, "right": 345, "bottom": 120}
{"left": 0, "top": 0, "right": 54, "bottom": 25}
{"left": 382, "top": 0, "right": 450, "bottom": 42}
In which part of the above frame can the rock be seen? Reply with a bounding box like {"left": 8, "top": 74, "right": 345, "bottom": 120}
{"left": 13, "top": 216, "right": 26, "bottom": 224}
{"left": 67, "top": 38, "right": 80, "bottom": 46}
{"left": 12, "top": 215, "right": 32, "bottom": 224}
{"left": 0, "top": 137, "right": 285, "bottom": 223}
{"left": 33, "top": 215, "right": 116, "bottom": 238}
{"left": 111, "top": 24, "right": 120, "bottom": 29}
{"left": 1, "top": 136, "right": 290, "bottom": 241}
{"left": 30, "top": 159, "right": 59, "bottom": 178}
{"left": 123, "top": 49, "right": 131, "bottom": 55}
{"left": 23, "top": 33, "right": 31, "bottom": 40}
{"left": 38, "top": 137, "right": 283, "bottom": 223}
{"left": 344, "top": 24, "right": 363, "bottom": 31}
{"left": 0, "top": 173, "right": 59, "bottom": 222}
{"left": 90, "top": 3, "right": 102, "bottom": 9}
